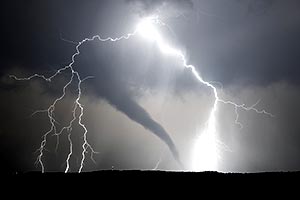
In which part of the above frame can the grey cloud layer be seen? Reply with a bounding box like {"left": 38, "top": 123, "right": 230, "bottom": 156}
{"left": 126, "top": 0, "right": 193, "bottom": 16}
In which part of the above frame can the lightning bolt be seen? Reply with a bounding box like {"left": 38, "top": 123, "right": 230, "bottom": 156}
{"left": 10, "top": 15, "right": 273, "bottom": 172}
{"left": 136, "top": 16, "right": 274, "bottom": 171}
{"left": 153, "top": 155, "right": 163, "bottom": 170}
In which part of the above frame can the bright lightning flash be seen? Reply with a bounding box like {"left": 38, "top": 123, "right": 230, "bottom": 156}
{"left": 191, "top": 106, "right": 218, "bottom": 171}
{"left": 10, "top": 16, "right": 274, "bottom": 172}
{"left": 137, "top": 16, "right": 274, "bottom": 172}
{"left": 137, "top": 17, "right": 161, "bottom": 41}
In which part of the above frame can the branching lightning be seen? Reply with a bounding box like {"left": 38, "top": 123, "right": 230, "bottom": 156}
{"left": 10, "top": 15, "right": 274, "bottom": 172}
{"left": 137, "top": 17, "right": 274, "bottom": 171}
{"left": 10, "top": 24, "right": 139, "bottom": 173}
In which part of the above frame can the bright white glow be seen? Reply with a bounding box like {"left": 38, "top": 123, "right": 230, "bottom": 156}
{"left": 192, "top": 108, "right": 218, "bottom": 172}
{"left": 137, "top": 17, "right": 161, "bottom": 41}
{"left": 136, "top": 17, "right": 183, "bottom": 57}
{"left": 138, "top": 17, "right": 219, "bottom": 171}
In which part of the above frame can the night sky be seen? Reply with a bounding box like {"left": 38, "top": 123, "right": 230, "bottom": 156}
{"left": 1, "top": 0, "right": 300, "bottom": 173}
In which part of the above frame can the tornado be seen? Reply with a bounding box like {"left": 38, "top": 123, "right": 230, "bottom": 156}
{"left": 98, "top": 86, "right": 183, "bottom": 168}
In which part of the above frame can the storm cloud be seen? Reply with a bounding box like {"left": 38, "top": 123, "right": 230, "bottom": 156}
{"left": 1, "top": 0, "right": 300, "bottom": 172}
{"left": 126, "top": 0, "right": 193, "bottom": 17}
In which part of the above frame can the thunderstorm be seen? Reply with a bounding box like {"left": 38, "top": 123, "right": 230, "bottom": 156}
{"left": 10, "top": 16, "right": 274, "bottom": 173}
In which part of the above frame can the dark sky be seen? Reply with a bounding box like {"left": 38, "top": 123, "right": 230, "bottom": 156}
{"left": 1, "top": 0, "right": 300, "bottom": 173}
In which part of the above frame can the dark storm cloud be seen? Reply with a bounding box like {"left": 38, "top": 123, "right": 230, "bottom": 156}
{"left": 171, "top": 0, "right": 300, "bottom": 86}
{"left": 247, "top": 0, "right": 275, "bottom": 15}
{"left": 234, "top": 0, "right": 275, "bottom": 15}
{"left": 3, "top": 0, "right": 298, "bottom": 86}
